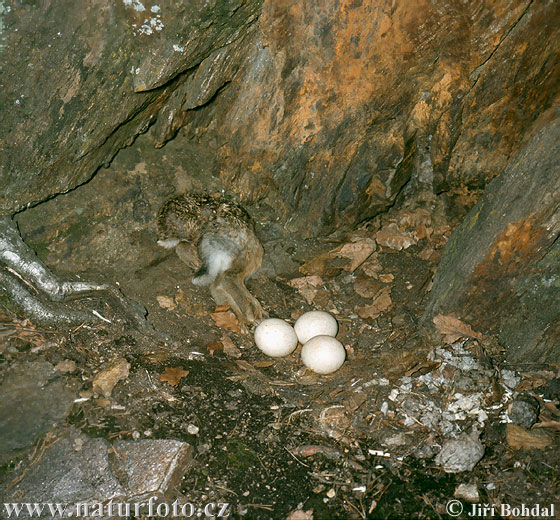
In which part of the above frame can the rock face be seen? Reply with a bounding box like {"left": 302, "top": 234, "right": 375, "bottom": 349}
{"left": 184, "top": 0, "right": 560, "bottom": 234}
{"left": 0, "top": 0, "right": 261, "bottom": 214}
{"left": 425, "top": 112, "right": 560, "bottom": 363}
{"left": 1, "top": 1, "right": 559, "bottom": 236}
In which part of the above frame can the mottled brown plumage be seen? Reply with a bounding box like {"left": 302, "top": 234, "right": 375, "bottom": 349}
{"left": 157, "top": 193, "right": 264, "bottom": 332}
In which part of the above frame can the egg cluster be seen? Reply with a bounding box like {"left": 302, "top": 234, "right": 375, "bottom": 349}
{"left": 254, "top": 311, "right": 345, "bottom": 374}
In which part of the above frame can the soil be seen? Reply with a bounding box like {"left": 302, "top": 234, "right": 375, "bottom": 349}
{"left": 1, "top": 129, "right": 558, "bottom": 519}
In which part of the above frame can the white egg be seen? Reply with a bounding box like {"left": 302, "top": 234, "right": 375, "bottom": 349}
{"left": 254, "top": 318, "right": 298, "bottom": 358}
{"left": 301, "top": 335, "right": 346, "bottom": 374}
{"left": 294, "top": 310, "right": 338, "bottom": 344}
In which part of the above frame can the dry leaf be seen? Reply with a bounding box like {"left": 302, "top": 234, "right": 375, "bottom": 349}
{"left": 156, "top": 295, "right": 176, "bottom": 310}
{"left": 533, "top": 420, "right": 560, "bottom": 430}
{"left": 221, "top": 333, "right": 242, "bottom": 358}
{"left": 356, "top": 287, "right": 392, "bottom": 319}
{"left": 506, "top": 424, "right": 553, "bottom": 449}
{"left": 433, "top": 314, "right": 483, "bottom": 344}
{"left": 418, "top": 245, "right": 435, "bottom": 261}
{"left": 210, "top": 310, "right": 241, "bottom": 332}
{"left": 206, "top": 340, "right": 223, "bottom": 356}
{"left": 330, "top": 238, "right": 376, "bottom": 272}
{"left": 360, "top": 253, "right": 383, "bottom": 278}
{"left": 353, "top": 275, "right": 383, "bottom": 299}
{"left": 376, "top": 223, "right": 417, "bottom": 251}
{"left": 254, "top": 359, "right": 277, "bottom": 368}
{"left": 299, "top": 253, "right": 330, "bottom": 276}
{"left": 379, "top": 273, "right": 394, "bottom": 283}
{"left": 413, "top": 224, "right": 432, "bottom": 241}
{"left": 160, "top": 366, "right": 190, "bottom": 387}
{"left": 288, "top": 276, "right": 323, "bottom": 304}
{"left": 93, "top": 358, "right": 130, "bottom": 397}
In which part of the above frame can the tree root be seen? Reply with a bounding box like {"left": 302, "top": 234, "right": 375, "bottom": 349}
{"left": 0, "top": 215, "right": 154, "bottom": 333}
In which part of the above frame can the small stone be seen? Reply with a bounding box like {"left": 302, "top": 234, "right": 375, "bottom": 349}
{"left": 92, "top": 358, "right": 130, "bottom": 398}
{"left": 509, "top": 394, "right": 539, "bottom": 428}
{"left": 501, "top": 369, "right": 521, "bottom": 390}
{"left": 435, "top": 430, "right": 485, "bottom": 473}
{"left": 187, "top": 424, "right": 199, "bottom": 435}
{"left": 55, "top": 359, "right": 77, "bottom": 373}
{"left": 454, "top": 483, "right": 480, "bottom": 502}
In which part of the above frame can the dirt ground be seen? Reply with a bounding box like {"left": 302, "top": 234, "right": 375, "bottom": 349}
{"left": 1, "top": 130, "right": 559, "bottom": 519}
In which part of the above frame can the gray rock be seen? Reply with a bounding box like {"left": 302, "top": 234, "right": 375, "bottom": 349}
{"left": 509, "top": 394, "right": 540, "bottom": 429}
{"left": 1, "top": 427, "right": 192, "bottom": 519}
{"left": 0, "top": 361, "right": 76, "bottom": 464}
{"left": 425, "top": 115, "right": 560, "bottom": 363}
{"left": 435, "top": 430, "right": 485, "bottom": 473}
{"left": 0, "top": 0, "right": 261, "bottom": 215}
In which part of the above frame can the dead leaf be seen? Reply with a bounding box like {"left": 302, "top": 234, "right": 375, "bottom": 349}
{"left": 287, "top": 276, "right": 323, "bottom": 304}
{"left": 254, "top": 359, "right": 277, "bottom": 368}
{"left": 330, "top": 238, "right": 376, "bottom": 272}
{"left": 433, "top": 314, "right": 483, "bottom": 344}
{"left": 376, "top": 223, "right": 417, "bottom": 251}
{"left": 160, "top": 366, "right": 190, "bottom": 387}
{"left": 418, "top": 245, "right": 435, "bottom": 261}
{"left": 533, "top": 420, "right": 560, "bottom": 430}
{"left": 353, "top": 275, "right": 383, "bottom": 299}
{"left": 206, "top": 340, "right": 223, "bottom": 357}
{"left": 405, "top": 360, "right": 442, "bottom": 377}
{"left": 356, "top": 287, "right": 392, "bottom": 319}
{"left": 379, "top": 273, "right": 394, "bottom": 283}
{"left": 299, "top": 253, "right": 331, "bottom": 276}
{"left": 397, "top": 208, "right": 432, "bottom": 229}
{"left": 156, "top": 295, "right": 176, "bottom": 310}
{"left": 221, "top": 333, "right": 242, "bottom": 358}
{"left": 210, "top": 310, "right": 241, "bottom": 332}
{"left": 506, "top": 424, "right": 553, "bottom": 449}
{"left": 92, "top": 358, "right": 130, "bottom": 397}
{"left": 360, "top": 253, "right": 383, "bottom": 278}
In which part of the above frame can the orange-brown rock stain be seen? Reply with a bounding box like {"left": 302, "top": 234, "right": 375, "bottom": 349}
{"left": 463, "top": 213, "right": 552, "bottom": 332}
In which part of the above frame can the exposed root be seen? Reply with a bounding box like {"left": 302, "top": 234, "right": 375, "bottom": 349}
{"left": 0, "top": 215, "right": 153, "bottom": 332}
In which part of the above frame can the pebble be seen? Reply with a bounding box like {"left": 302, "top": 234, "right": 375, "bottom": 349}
{"left": 435, "top": 430, "right": 485, "bottom": 473}
{"left": 509, "top": 394, "right": 540, "bottom": 428}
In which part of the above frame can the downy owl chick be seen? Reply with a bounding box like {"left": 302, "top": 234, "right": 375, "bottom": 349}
{"left": 157, "top": 193, "right": 264, "bottom": 332}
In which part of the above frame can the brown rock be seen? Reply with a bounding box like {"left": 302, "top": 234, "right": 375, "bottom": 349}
{"left": 92, "top": 358, "right": 130, "bottom": 398}
{"left": 425, "top": 115, "right": 560, "bottom": 362}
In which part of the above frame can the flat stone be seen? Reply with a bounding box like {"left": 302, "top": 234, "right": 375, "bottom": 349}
{"left": 0, "top": 361, "right": 76, "bottom": 464}
{"left": 1, "top": 427, "right": 192, "bottom": 519}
